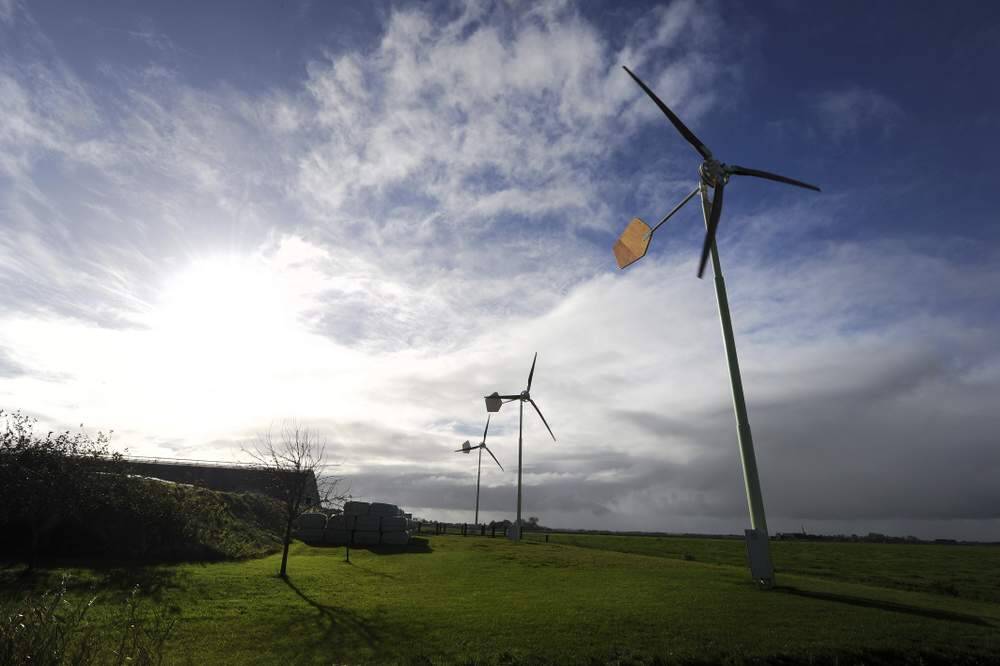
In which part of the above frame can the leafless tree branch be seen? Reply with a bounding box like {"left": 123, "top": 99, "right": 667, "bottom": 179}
{"left": 243, "top": 421, "right": 347, "bottom": 577}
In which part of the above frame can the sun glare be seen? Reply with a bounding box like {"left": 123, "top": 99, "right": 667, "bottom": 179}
{"left": 157, "top": 257, "right": 286, "bottom": 338}
{"left": 145, "top": 256, "right": 295, "bottom": 423}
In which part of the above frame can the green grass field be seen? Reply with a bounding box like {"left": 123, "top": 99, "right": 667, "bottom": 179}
{"left": 4, "top": 534, "right": 999, "bottom": 664}
{"left": 522, "top": 532, "right": 1000, "bottom": 603}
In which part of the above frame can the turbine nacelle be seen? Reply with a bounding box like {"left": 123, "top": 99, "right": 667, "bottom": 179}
{"left": 699, "top": 160, "right": 728, "bottom": 189}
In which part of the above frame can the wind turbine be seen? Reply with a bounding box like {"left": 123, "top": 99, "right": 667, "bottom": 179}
{"left": 455, "top": 414, "right": 504, "bottom": 525}
{"left": 614, "top": 66, "right": 820, "bottom": 277}
{"left": 484, "top": 352, "right": 555, "bottom": 541}
{"left": 613, "top": 65, "right": 821, "bottom": 587}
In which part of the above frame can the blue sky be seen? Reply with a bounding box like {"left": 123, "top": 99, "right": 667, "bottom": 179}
{"left": 1, "top": 0, "right": 998, "bottom": 539}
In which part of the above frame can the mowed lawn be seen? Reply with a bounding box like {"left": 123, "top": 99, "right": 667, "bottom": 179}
{"left": 523, "top": 532, "right": 1000, "bottom": 603}
{"left": 4, "top": 535, "right": 1000, "bottom": 664}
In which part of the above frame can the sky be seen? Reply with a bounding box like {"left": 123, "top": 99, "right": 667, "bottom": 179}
{"left": 2, "top": 0, "right": 999, "bottom": 539}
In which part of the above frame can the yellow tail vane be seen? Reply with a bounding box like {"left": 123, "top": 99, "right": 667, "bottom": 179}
{"left": 613, "top": 217, "right": 652, "bottom": 269}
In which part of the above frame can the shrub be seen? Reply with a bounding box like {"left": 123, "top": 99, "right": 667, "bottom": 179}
{"left": 0, "top": 409, "right": 284, "bottom": 564}
{"left": 0, "top": 410, "right": 126, "bottom": 567}
{"left": 0, "top": 577, "right": 174, "bottom": 665}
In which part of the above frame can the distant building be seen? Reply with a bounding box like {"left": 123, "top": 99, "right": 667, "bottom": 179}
{"left": 122, "top": 459, "right": 321, "bottom": 507}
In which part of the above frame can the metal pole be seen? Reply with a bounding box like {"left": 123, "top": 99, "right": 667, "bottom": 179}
{"left": 515, "top": 400, "right": 523, "bottom": 541}
{"left": 699, "top": 184, "right": 774, "bottom": 584}
{"left": 475, "top": 445, "right": 483, "bottom": 525}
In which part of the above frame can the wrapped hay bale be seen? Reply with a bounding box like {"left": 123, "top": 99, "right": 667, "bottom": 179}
{"left": 380, "top": 531, "right": 410, "bottom": 545}
{"left": 324, "top": 529, "right": 350, "bottom": 546}
{"left": 295, "top": 513, "right": 328, "bottom": 530}
{"left": 381, "top": 516, "right": 406, "bottom": 532}
{"left": 369, "top": 502, "right": 401, "bottom": 517}
{"left": 352, "top": 531, "right": 380, "bottom": 546}
{"left": 327, "top": 514, "right": 356, "bottom": 531}
{"left": 343, "top": 501, "right": 370, "bottom": 516}
{"left": 354, "top": 515, "right": 381, "bottom": 532}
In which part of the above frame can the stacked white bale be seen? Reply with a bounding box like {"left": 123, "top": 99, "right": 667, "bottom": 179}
{"left": 324, "top": 514, "right": 355, "bottom": 545}
{"left": 294, "top": 512, "right": 327, "bottom": 544}
{"left": 379, "top": 514, "right": 410, "bottom": 545}
{"left": 380, "top": 516, "right": 406, "bottom": 531}
{"left": 343, "top": 501, "right": 370, "bottom": 516}
{"left": 369, "top": 502, "right": 401, "bottom": 517}
{"left": 353, "top": 514, "right": 381, "bottom": 546}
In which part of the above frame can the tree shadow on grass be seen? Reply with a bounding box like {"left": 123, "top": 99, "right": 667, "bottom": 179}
{"left": 367, "top": 537, "right": 432, "bottom": 555}
{"left": 302, "top": 537, "right": 433, "bottom": 555}
{"left": 279, "top": 576, "right": 414, "bottom": 662}
{"left": 775, "top": 585, "right": 993, "bottom": 627}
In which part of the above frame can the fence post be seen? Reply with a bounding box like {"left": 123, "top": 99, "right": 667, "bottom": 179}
{"left": 545, "top": 534, "right": 549, "bottom": 543}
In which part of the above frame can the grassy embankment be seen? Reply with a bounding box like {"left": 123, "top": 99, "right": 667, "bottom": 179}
{"left": 3, "top": 534, "right": 999, "bottom": 664}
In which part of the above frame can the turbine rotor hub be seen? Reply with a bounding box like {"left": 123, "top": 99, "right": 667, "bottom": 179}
{"left": 520, "top": 390, "right": 530, "bottom": 400}
{"left": 700, "top": 160, "right": 729, "bottom": 188}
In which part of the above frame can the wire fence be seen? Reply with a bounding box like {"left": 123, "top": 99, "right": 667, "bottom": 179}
{"left": 413, "top": 522, "right": 553, "bottom": 540}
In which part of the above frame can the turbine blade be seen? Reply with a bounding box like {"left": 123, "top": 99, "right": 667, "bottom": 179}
{"left": 697, "top": 181, "right": 725, "bottom": 279}
{"left": 622, "top": 66, "right": 712, "bottom": 160}
{"left": 728, "top": 165, "right": 820, "bottom": 192}
{"left": 528, "top": 398, "right": 556, "bottom": 441}
{"left": 527, "top": 352, "right": 537, "bottom": 391}
{"left": 484, "top": 446, "right": 504, "bottom": 471}
{"left": 482, "top": 414, "right": 490, "bottom": 442}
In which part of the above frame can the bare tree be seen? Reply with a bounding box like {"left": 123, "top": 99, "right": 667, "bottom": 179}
{"left": 245, "top": 422, "right": 345, "bottom": 578}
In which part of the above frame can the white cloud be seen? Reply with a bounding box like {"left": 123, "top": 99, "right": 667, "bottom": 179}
{"left": 813, "top": 86, "right": 904, "bottom": 141}
{"left": 297, "top": 0, "right": 722, "bottom": 229}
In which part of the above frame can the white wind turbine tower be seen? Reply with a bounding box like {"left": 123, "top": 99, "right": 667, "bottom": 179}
{"left": 455, "top": 414, "right": 504, "bottom": 525}
{"left": 484, "top": 353, "right": 556, "bottom": 542}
